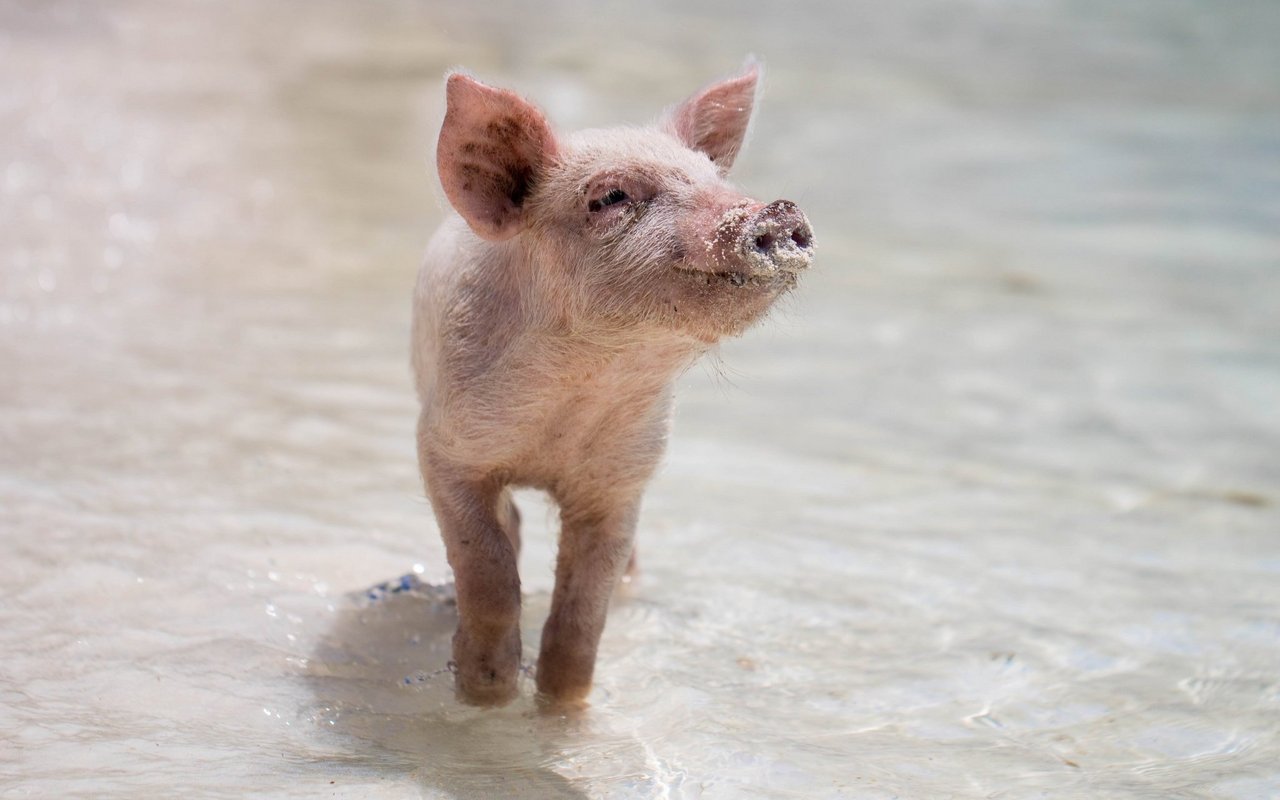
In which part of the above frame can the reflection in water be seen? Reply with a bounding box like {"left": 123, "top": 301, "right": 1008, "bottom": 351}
{"left": 306, "top": 576, "right": 680, "bottom": 798}
{"left": 2, "top": 0, "right": 1279, "bottom": 797}
{"left": 305, "top": 581, "right": 588, "bottom": 799}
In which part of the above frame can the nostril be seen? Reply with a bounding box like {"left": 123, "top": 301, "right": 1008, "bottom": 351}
{"left": 737, "top": 201, "right": 813, "bottom": 273}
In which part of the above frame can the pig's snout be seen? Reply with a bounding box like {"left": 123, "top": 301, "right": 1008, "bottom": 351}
{"left": 740, "top": 200, "right": 814, "bottom": 275}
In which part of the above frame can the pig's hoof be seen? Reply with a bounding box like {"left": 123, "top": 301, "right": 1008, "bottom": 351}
{"left": 534, "top": 687, "right": 591, "bottom": 715}
{"left": 534, "top": 669, "right": 593, "bottom": 711}
{"left": 451, "top": 626, "right": 521, "bottom": 706}
{"left": 455, "top": 667, "right": 519, "bottom": 707}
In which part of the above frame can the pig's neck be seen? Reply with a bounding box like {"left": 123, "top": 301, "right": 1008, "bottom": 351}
{"left": 506, "top": 241, "right": 713, "bottom": 381}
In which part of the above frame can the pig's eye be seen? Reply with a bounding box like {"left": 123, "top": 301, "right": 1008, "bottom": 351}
{"left": 588, "top": 188, "right": 629, "bottom": 212}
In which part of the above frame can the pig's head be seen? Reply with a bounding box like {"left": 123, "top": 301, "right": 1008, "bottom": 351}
{"left": 436, "top": 62, "right": 813, "bottom": 343}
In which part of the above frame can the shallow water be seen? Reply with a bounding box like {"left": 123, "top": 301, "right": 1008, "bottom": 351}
{"left": 3, "top": 0, "right": 1279, "bottom": 797}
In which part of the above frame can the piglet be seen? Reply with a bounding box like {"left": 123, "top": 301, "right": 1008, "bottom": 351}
{"left": 412, "top": 62, "right": 814, "bottom": 707}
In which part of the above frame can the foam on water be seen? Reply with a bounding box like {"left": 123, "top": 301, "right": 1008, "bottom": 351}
{"left": 2, "top": 0, "right": 1278, "bottom": 797}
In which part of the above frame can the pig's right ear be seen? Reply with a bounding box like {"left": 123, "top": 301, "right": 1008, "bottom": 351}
{"left": 665, "top": 61, "right": 760, "bottom": 174}
{"left": 437, "top": 73, "right": 558, "bottom": 241}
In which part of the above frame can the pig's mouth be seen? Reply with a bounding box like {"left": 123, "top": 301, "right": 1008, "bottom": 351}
{"left": 674, "top": 264, "right": 797, "bottom": 290}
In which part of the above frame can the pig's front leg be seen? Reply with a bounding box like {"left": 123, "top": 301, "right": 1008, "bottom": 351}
{"left": 536, "top": 492, "right": 642, "bottom": 706}
{"left": 421, "top": 457, "right": 523, "bottom": 706}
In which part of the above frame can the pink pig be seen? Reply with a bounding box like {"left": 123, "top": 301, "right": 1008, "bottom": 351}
{"left": 412, "top": 61, "right": 814, "bottom": 707}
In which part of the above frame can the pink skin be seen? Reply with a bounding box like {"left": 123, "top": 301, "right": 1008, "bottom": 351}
{"left": 412, "top": 62, "right": 814, "bottom": 708}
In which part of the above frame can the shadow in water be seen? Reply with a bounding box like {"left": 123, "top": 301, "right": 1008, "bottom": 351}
{"left": 303, "top": 576, "right": 592, "bottom": 799}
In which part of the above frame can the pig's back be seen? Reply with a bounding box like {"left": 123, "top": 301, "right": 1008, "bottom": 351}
{"left": 410, "top": 216, "right": 473, "bottom": 402}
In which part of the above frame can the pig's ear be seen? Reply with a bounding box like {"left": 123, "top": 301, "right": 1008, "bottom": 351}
{"left": 437, "top": 73, "right": 558, "bottom": 241}
{"left": 666, "top": 60, "right": 760, "bottom": 173}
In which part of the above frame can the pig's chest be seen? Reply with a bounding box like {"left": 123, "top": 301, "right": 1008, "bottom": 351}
{"left": 485, "top": 340, "right": 695, "bottom": 484}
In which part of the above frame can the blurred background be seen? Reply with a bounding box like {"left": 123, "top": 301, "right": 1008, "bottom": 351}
{"left": 2, "top": 1, "right": 1277, "bottom": 797}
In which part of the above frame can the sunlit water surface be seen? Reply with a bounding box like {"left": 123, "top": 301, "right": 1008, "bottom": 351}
{"left": 3, "top": 1, "right": 1279, "bottom": 797}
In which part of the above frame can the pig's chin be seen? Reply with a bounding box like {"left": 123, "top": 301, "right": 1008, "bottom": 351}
{"left": 660, "top": 260, "right": 797, "bottom": 341}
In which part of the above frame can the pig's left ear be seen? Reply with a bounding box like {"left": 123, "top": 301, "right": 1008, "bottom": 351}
{"left": 665, "top": 60, "right": 760, "bottom": 174}
{"left": 437, "top": 73, "right": 558, "bottom": 241}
